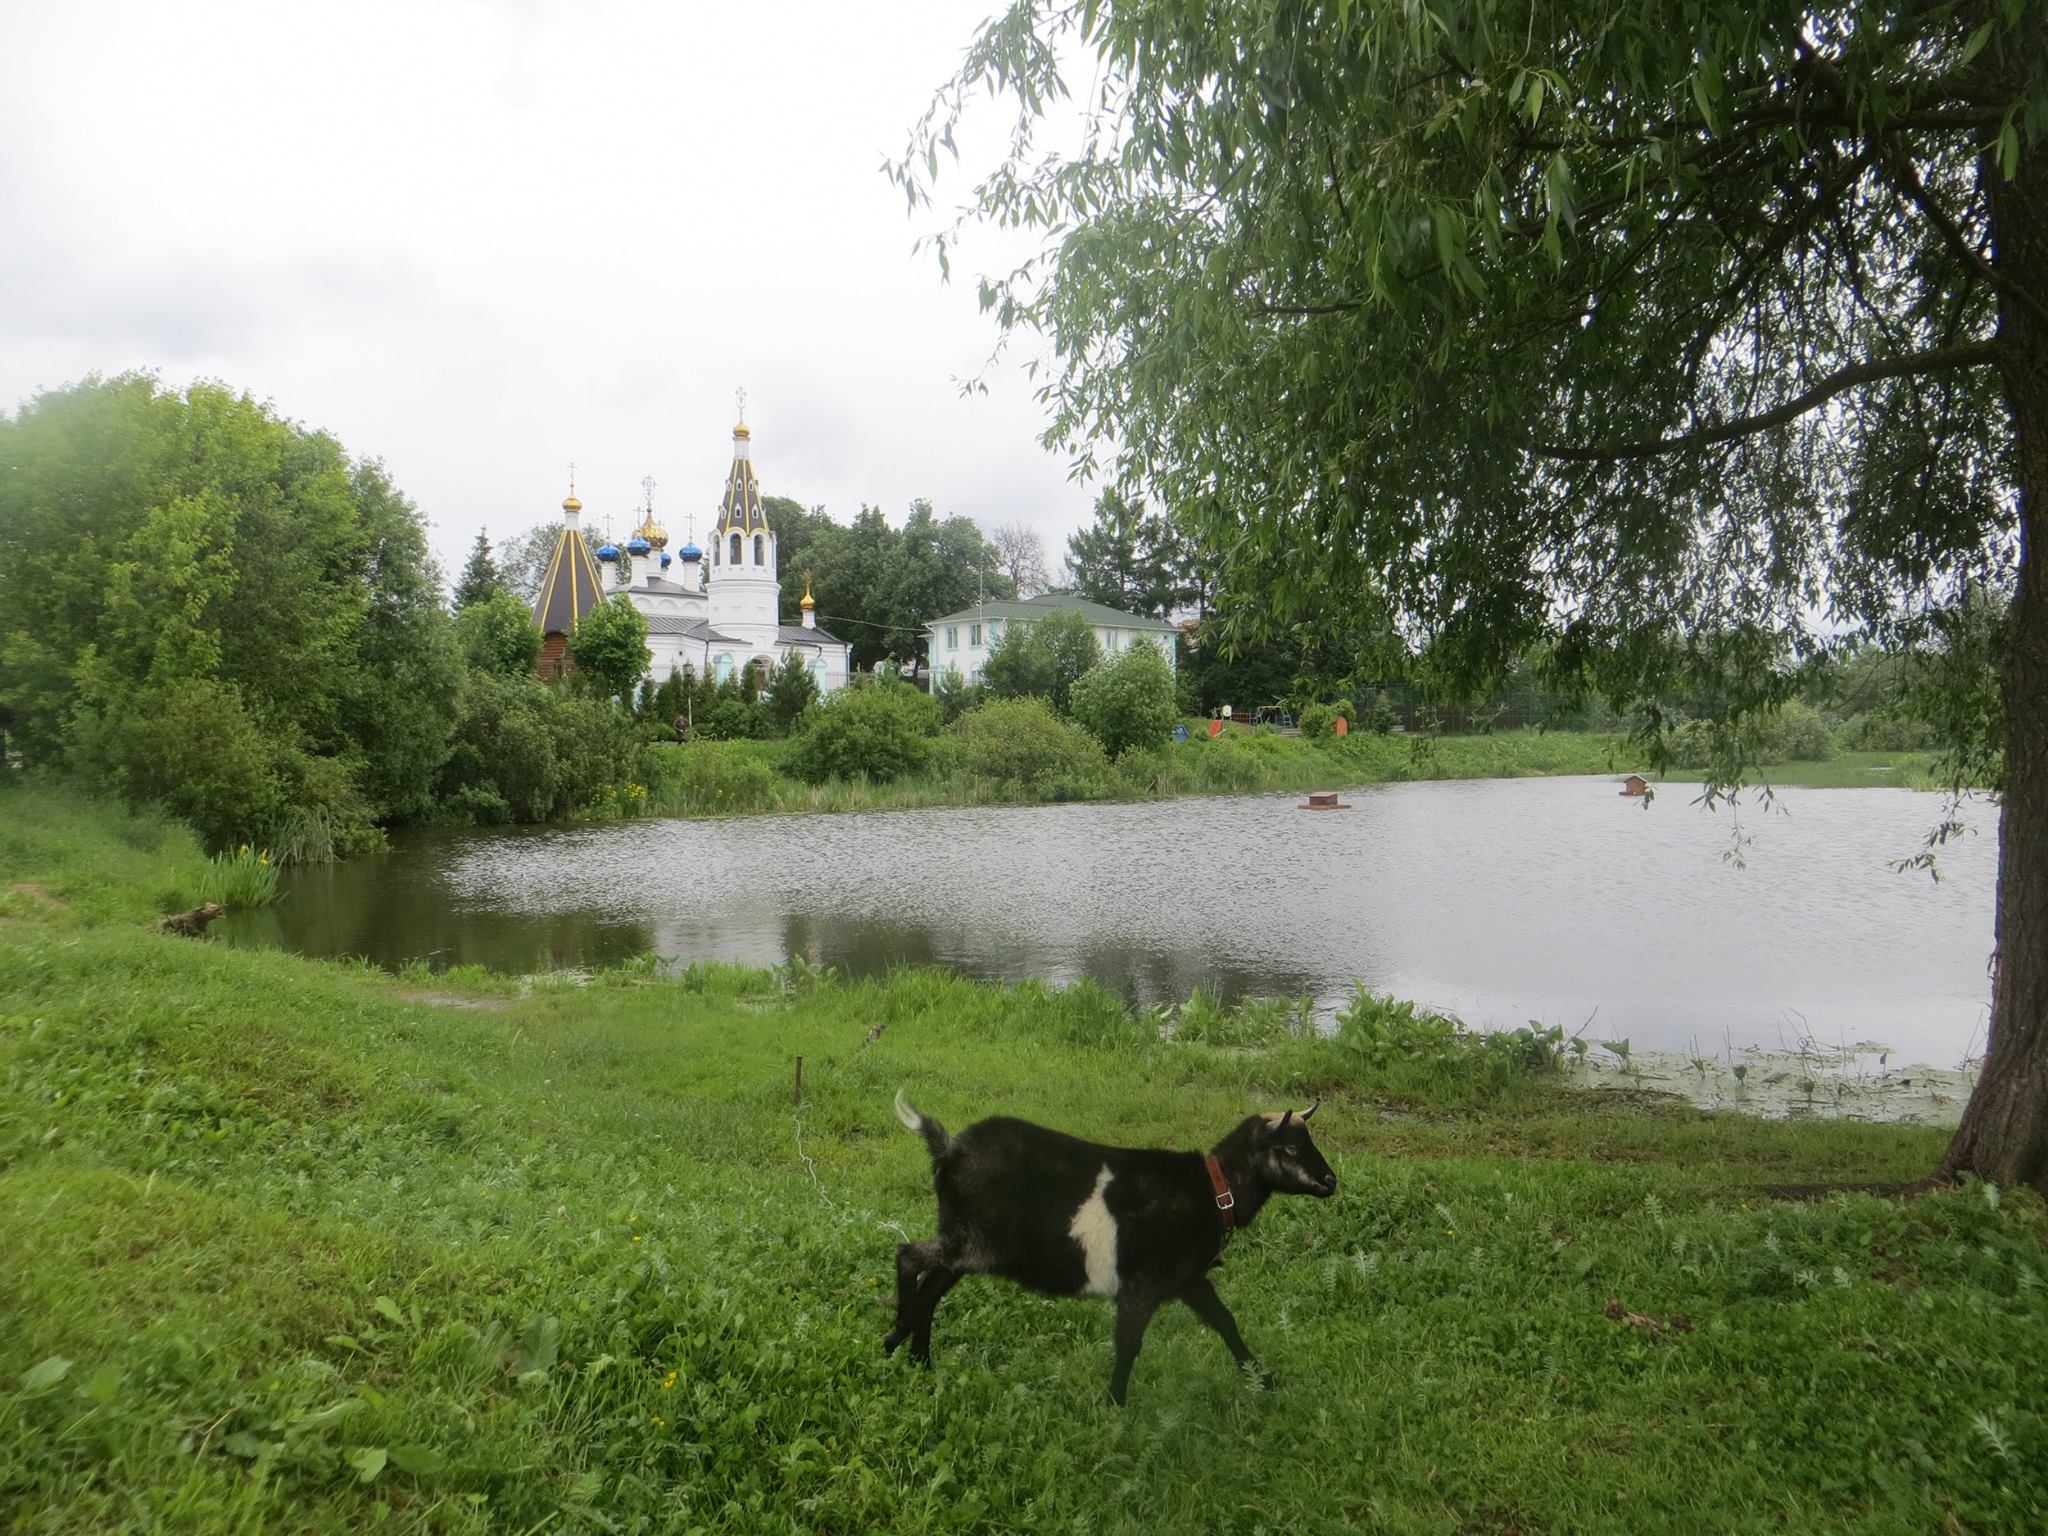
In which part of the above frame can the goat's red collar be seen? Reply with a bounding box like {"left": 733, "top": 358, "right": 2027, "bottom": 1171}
{"left": 1204, "top": 1154, "right": 1238, "bottom": 1230}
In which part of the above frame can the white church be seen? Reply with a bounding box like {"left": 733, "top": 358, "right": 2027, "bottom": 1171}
{"left": 531, "top": 411, "right": 852, "bottom": 695}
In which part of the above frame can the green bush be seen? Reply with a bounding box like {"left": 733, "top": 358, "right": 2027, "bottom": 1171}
{"left": 950, "top": 696, "right": 1111, "bottom": 798}
{"left": 1069, "top": 642, "right": 1178, "bottom": 756}
{"left": 932, "top": 670, "right": 988, "bottom": 724}
{"left": 1754, "top": 700, "right": 1837, "bottom": 762}
{"left": 1838, "top": 711, "right": 1936, "bottom": 751}
{"left": 783, "top": 679, "right": 941, "bottom": 784}
{"left": 1663, "top": 701, "right": 1838, "bottom": 770}
{"left": 436, "top": 673, "right": 637, "bottom": 823}
{"left": 1297, "top": 698, "right": 1355, "bottom": 739}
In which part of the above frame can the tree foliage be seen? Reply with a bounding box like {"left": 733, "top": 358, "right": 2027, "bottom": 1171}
{"left": 764, "top": 649, "right": 821, "bottom": 733}
{"left": 1064, "top": 490, "right": 1201, "bottom": 617}
{"left": 895, "top": 1, "right": 2048, "bottom": 1189}
{"left": 436, "top": 672, "right": 638, "bottom": 824}
{"left": 1068, "top": 642, "right": 1181, "bottom": 756}
{"left": 453, "top": 528, "right": 504, "bottom": 611}
{"left": 456, "top": 590, "right": 544, "bottom": 678}
{"left": 567, "top": 597, "right": 650, "bottom": 706}
{"left": 981, "top": 608, "right": 1104, "bottom": 714}
{"left": 784, "top": 499, "right": 1013, "bottom": 668}
{"left": 0, "top": 375, "right": 456, "bottom": 851}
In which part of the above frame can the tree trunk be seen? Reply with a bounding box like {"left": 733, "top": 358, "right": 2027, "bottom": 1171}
{"left": 1940, "top": 114, "right": 2048, "bottom": 1198}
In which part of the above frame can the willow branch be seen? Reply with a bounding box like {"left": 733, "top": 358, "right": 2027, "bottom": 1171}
{"left": 1530, "top": 340, "right": 2001, "bottom": 462}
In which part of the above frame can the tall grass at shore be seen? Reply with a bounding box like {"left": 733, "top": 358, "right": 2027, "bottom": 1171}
{"left": 1, "top": 785, "right": 2042, "bottom": 1533}
{"left": 633, "top": 726, "right": 1947, "bottom": 823}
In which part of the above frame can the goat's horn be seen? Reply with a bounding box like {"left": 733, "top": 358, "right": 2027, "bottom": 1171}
{"left": 1300, "top": 1101, "right": 1320, "bottom": 1121}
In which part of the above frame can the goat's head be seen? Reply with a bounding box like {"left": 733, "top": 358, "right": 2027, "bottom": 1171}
{"left": 1253, "top": 1103, "right": 1336, "bottom": 1197}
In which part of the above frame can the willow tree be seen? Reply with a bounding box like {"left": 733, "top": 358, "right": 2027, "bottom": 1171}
{"left": 896, "top": 1, "right": 2048, "bottom": 1191}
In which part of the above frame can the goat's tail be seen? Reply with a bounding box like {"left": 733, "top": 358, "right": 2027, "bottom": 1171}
{"left": 893, "top": 1087, "right": 950, "bottom": 1165}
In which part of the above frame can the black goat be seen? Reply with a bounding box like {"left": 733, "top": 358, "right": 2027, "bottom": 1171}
{"left": 885, "top": 1091, "right": 1336, "bottom": 1404}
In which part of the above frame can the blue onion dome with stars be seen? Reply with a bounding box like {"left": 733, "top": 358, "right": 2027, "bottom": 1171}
{"left": 659, "top": 549, "right": 672, "bottom": 569}
{"left": 625, "top": 533, "right": 651, "bottom": 557}
{"left": 679, "top": 538, "right": 702, "bottom": 562}
{"left": 596, "top": 540, "right": 620, "bottom": 563}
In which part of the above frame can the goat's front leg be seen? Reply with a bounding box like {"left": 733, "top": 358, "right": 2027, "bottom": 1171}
{"left": 1180, "top": 1276, "right": 1275, "bottom": 1389}
{"left": 1106, "top": 1295, "right": 1162, "bottom": 1406}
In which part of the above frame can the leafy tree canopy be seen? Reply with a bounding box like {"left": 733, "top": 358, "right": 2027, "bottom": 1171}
{"left": 981, "top": 607, "right": 1104, "bottom": 714}
{"left": 895, "top": 2, "right": 2048, "bottom": 1191}
{"left": 0, "top": 374, "right": 456, "bottom": 850}
{"left": 1069, "top": 641, "right": 1181, "bottom": 756}
{"left": 567, "top": 597, "right": 651, "bottom": 707}
{"left": 456, "top": 590, "right": 544, "bottom": 678}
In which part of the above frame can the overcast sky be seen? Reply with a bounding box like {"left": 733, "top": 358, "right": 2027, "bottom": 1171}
{"left": 1, "top": 0, "right": 1093, "bottom": 580}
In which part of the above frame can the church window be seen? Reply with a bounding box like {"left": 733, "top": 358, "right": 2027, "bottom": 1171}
{"left": 715, "top": 653, "right": 734, "bottom": 683}
{"left": 754, "top": 534, "right": 765, "bottom": 566}
{"left": 729, "top": 532, "right": 742, "bottom": 565}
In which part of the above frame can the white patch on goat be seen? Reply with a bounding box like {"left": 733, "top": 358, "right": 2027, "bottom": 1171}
{"left": 1069, "top": 1165, "right": 1120, "bottom": 1297}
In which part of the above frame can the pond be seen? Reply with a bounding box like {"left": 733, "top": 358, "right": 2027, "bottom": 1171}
{"left": 219, "top": 776, "right": 1997, "bottom": 1069}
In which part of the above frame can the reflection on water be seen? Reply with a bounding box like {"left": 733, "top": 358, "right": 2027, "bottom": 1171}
{"left": 218, "top": 778, "right": 1997, "bottom": 1064}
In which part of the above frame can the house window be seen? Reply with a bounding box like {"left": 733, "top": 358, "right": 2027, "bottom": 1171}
{"left": 969, "top": 623, "right": 982, "bottom": 646}
{"left": 946, "top": 626, "right": 958, "bottom": 649}
{"left": 989, "top": 620, "right": 1001, "bottom": 640}
{"left": 728, "top": 532, "right": 742, "bottom": 565}
{"left": 754, "top": 534, "right": 765, "bottom": 566}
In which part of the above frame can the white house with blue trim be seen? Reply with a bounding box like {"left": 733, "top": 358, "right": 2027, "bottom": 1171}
{"left": 923, "top": 594, "right": 1178, "bottom": 687}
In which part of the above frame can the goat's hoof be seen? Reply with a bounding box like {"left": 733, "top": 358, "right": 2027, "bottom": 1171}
{"left": 1258, "top": 1370, "right": 1278, "bottom": 1391}
{"left": 882, "top": 1329, "right": 905, "bottom": 1355}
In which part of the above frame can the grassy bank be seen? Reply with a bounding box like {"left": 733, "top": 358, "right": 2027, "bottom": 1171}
{"left": 2, "top": 790, "right": 2041, "bottom": 1534}
{"left": 636, "top": 727, "right": 1942, "bottom": 821}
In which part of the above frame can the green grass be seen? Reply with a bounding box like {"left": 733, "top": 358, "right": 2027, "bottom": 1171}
{"left": 2, "top": 786, "right": 2042, "bottom": 1533}
{"left": 1683, "top": 750, "right": 1944, "bottom": 790}
{"left": 632, "top": 729, "right": 1948, "bottom": 826}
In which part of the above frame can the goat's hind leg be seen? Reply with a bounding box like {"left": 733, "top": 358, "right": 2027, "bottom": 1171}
{"left": 906, "top": 1266, "right": 962, "bottom": 1364}
{"left": 883, "top": 1239, "right": 945, "bottom": 1356}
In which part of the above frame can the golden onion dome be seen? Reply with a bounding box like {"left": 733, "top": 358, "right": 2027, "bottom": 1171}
{"left": 800, "top": 581, "right": 816, "bottom": 611}
{"left": 733, "top": 419, "right": 751, "bottom": 440}
{"left": 637, "top": 515, "right": 668, "bottom": 549}
{"left": 562, "top": 493, "right": 583, "bottom": 514}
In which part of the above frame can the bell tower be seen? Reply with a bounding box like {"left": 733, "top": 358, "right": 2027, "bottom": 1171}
{"left": 706, "top": 391, "right": 781, "bottom": 656}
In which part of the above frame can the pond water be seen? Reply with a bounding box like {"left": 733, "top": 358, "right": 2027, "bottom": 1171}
{"left": 218, "top": 777, "right": 1998, "bottom": 1069}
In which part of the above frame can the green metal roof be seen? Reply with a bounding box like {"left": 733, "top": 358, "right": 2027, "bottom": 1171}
{"left": 921, "top": 593, "right": 1176, "bottom": 633}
